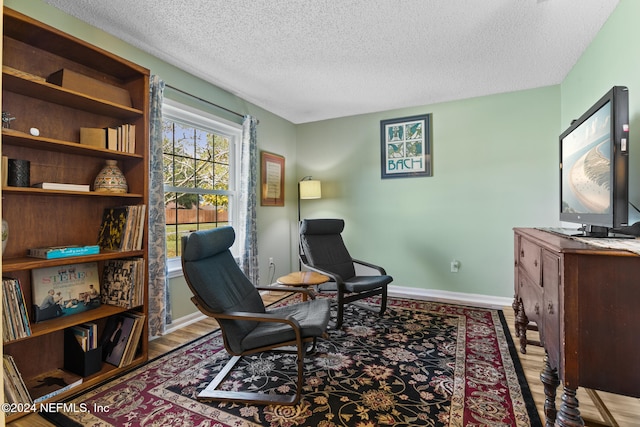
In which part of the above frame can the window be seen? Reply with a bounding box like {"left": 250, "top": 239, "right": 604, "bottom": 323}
{"left": 162, "top": 99, "right": 241, "bottom": 266}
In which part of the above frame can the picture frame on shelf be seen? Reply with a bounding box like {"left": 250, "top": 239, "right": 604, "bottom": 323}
{"left": 260, "top": 151, "right": 285, "bottom": 206}
{"left": 380, "top": 114, "right": 432, "bottom": 179}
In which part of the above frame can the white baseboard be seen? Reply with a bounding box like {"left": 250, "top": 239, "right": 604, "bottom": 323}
{"left": 151, "top": 311, "right": 208, "bottom": 340}
{"left": 388, "top": 285, "right": 513, "bottom": 310}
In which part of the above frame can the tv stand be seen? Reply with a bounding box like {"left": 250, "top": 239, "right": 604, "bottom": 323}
{"left": 513, "top": 228, "right": 640, "bottom": 427}
{"left": 572, "top": 224, "right": 635, "bottom": 239}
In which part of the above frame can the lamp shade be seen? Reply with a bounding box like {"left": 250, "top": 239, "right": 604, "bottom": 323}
{"left": 299, "top": 180, "right": 321, "bottom": 199}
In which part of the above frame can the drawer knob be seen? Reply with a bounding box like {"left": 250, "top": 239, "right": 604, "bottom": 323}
{"left": 547, "top": 302, "right": 554, "bottom": 314}
{"left": 535, "top": 303, "right": 540, "bottom": 315}
{"left": 521, "top": 249, "right": 525, "bottom": 258}
{"left": 534, "top": 259, "right": 538, "bottom": 267}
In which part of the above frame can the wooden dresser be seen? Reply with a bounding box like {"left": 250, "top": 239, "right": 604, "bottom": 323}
{"left": 513, "top": 228, "right": 640, "bottom": 427}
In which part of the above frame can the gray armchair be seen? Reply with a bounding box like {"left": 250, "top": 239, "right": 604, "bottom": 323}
{"left": 299, "top": 219, "right": 393, "bottom": 328}
{"left": 181, "top": 226, "right": 330, "bottom": 405}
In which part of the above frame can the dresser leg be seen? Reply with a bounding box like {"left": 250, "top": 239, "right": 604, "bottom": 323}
{"left": 515, "top": 299, "right": 529, "bottom": 353}
{"left": 512, "top": 296, "right": 521, "bottom": 337}
{"left": 556, "top": 386, "right": 584, "bottom": 427}
{"left": 540, "top": 353, "right": 559, "bottom": 427}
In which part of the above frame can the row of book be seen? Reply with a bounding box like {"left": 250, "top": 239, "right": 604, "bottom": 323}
{"left": 2, "top": 278, "right": 32, "bottom": 342}
{"left": 3, "top": 355, "right": 32, "bottom": 405}
{"left": 103, "top": 312, "right": 146, "bottom": 368}
{"left": 69, "top": 322, "right": 98, "bottom": 352}
{"left": 80, "top": 123, "right": 136, "bottom": 153}
{"left": 102, "top": 258, "right": 145, "bottom": 309}
{"left": 97, "top": 205, "right": 146, "bottom": 252}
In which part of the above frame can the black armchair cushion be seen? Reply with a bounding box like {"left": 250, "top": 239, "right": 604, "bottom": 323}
{"left": 182, "top": 227, "right": 266, "bottom": 350}
{"left": 243, "top": 300, "right": 330, "bottom": 351}
{"left": 299, "top": 219, "right": 356, "bottom": 280}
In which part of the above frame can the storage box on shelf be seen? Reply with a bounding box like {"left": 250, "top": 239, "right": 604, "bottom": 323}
{"left": 1, "top": 8, "right": 150, "bottom": 422}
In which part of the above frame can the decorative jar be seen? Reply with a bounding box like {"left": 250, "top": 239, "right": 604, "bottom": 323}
{"left": 94, "top": 160, "right": 128, "bottom": 193}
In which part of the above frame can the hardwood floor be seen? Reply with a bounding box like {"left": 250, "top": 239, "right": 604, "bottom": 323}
{"left": 8, "top": 293, "right": 640, "bottom": 426}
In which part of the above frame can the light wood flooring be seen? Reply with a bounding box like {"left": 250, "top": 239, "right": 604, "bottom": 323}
{"left": 8, "top": 292, "right": 640, "bottom": 426}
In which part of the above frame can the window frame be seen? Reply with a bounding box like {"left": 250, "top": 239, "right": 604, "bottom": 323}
{"left": 162, "top": 98, "right": 242, "bottom": 275}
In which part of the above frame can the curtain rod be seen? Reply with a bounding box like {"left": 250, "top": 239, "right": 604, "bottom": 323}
{"left": 165, "top": 84, "right": 245, "bottom": 120}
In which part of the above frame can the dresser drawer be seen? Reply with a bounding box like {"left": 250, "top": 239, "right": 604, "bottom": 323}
{"left": 518, "top": 237, "right": 541, "bottom": 285}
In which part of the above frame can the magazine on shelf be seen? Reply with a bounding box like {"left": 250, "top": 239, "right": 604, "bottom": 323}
{"left": 32, "top": 182, "right": 90, "bottom": 192}
{"left": 101, "top": 258, "right": 145, "bottom": 308}
{"left": 2, "top": 277, "right": 32, "bottom": 341}
{"left": 31, "top": 262, "right": 100, "bottom": 322}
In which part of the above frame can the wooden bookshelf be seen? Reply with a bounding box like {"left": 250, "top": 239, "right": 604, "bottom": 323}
{"left": 1, "top": 7, "right": 150, "bottom": 422}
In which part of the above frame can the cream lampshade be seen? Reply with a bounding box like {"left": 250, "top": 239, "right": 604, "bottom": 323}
{"left": 299, "top": 179, "right": 322, "bottom": 199}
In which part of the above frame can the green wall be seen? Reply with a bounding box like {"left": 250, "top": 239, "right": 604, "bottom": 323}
{"left": 296, "top": 87, "right": 560, "bottom": 297}
{"left": 561, "top": 0, "right": 640, "bottom": 209}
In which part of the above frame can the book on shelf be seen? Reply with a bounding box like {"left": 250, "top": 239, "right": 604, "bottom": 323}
{"left": 100, "top": 312, "right": 144, "bottom": 368}
{"left": 3, "top": 354, "right": 33, "bottom": 405}
{"left": 97, "top": 205, "right": 146, "bottom": 252}
{"left": 32, "top": 182, "right": 91, "bottom": 192}
{"left": 101, "top": 257, "right": 145, "bottom": 309}
{"left": 28, "top": 244, "right": 100, "bottom": 259}
{"left": 31, "top": 262, "right": 100, "bottom": 323}
{"left": 85, "top": 124, "right": 136, "bottom": 153}
{"left": 69, "top": 322, "right": 98, "bottom": 352}
{"left": 25, "top": 368, "right": 83, "bottom": 403}
{"left": 2, "top": 277, "right": 32, "bottom": 342}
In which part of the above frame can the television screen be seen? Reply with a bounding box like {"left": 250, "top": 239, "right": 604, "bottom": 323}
{"left": 559, "top": 86, "right": 629, "bottom": 234}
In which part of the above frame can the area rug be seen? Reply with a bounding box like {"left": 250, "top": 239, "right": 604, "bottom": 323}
{"left": 46, "top": 296, "right": 541, "bottom": 426}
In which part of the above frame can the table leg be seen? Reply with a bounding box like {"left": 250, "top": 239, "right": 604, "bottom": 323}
{"left": 556, "top": 386, "right": 584, "bottom": 427}
{"left": 540, "top": 352, "right": 560, "bottom": 427}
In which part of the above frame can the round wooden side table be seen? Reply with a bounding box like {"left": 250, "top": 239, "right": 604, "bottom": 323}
{"left": 276, "top": 271, "right": 329, "bottom": 301}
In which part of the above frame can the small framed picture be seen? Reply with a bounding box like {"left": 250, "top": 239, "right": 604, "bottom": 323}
{"left": 380, "top": 114, "right": 432, "bottom": 179}
{"left": 260, "top": 151, "right": 285, "bottom": 206}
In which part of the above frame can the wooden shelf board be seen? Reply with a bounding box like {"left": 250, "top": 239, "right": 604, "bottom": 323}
{"left": 2, "top": 69, "right": 144, "bottom": 119}
{"left": 1, "top": 186, "right": 143, "bottom": 198}
{"left": 1, "top": 250, "right": 145, "bottom": 272}
{"left": 2, "top": 128, "right": 143, "bottom": 159}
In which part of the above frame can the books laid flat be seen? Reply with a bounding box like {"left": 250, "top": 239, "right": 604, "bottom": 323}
{"left": 28, "top": 244, "right": 100, "bottom": 259}
{"left": 31, "top": 262, "right": 100, "bottom": 322}
{"left": 25, "top": 368, "right": 83, "bottom": 403}
{"left": 32, "top": 182, "right": 90, "bottom": 192}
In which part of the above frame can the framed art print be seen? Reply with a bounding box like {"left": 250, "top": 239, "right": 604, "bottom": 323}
{"left": 380, "top": 114, "right": 432, "bottom": 179}
{"left": 260, "top": 151, "right": 285, "bottom": 206}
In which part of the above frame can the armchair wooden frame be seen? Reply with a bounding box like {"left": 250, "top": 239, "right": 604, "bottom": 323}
{"left": 188, "top": 285, "right": 321, "bottom": 406}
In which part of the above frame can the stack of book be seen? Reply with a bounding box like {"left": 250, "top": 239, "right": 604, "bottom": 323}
{"left": 2, "top": 278, "right": 32, "bottom": 341}
{"left": 3, "top": 355, "right": 32, "bottom": 405}
{"left": 97, "top": 205, "right": 146, "bottom": 251}
{"left": 80, "top": 123, "right": 136, "bottom": 153}
{"left": 101, "top": 258, "right": 145, "bottom": 308}
{"left": 101, "top": 312, "right": 145, "bottom": 368}
{"left": 69, "top": 323, "right": 98, "bottom": 352}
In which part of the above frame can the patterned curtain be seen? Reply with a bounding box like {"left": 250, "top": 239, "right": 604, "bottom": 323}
{"left": 238, "top": 115, "right": 259, "bottom": 284}
{"left": 148, "top": 75, "right": 171, "bottom": 336}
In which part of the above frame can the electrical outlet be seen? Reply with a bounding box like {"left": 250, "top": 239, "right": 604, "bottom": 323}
{"left": 450, "top": 260, "right": 460, "bottom": 273}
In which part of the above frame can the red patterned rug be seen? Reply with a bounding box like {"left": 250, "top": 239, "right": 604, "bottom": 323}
{"left": 45, "top": 296, "right": 541, "bottom": 426}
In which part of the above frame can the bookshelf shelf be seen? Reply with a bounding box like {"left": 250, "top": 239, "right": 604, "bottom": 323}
{"left": 1, "top": 8, "right": 150, "bottom": 422}
{"left": 2, "top": 128, "right": 144, "bottom": 159}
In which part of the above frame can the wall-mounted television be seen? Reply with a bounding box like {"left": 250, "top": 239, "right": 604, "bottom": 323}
{"left": 559, "top": 86, "right": 630, "bottom": 237}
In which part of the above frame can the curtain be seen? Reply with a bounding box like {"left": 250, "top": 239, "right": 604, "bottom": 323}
{"left": 238, "top": 115, "right": 259, "bottom": 284}
{"left": 148, "top": 75, "right": 171, "bottom": 336}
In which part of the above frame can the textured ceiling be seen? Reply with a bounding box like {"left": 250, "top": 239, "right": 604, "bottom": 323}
{"left": 42, "top": 0, "right": 619, "bottom": 124}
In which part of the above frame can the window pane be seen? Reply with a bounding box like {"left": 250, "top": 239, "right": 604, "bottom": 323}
{"left": 162, "top": 100, "right": 238, "bottom": 260}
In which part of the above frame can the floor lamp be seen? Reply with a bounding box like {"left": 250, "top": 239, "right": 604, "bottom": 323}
{"left": 298, "top": 176, "right": 322, "bottom": 268}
